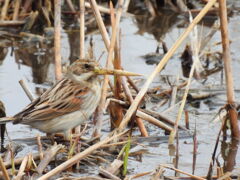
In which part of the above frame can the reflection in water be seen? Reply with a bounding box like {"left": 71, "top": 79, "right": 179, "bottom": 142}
{"left": 14, "top": 42, "right": 53, "bottom": 84}
{"left": 0, "top": 47, "right": 8, "bottom": 64}
{"left": 221, "top": 139, "right": 239, "bottom": 172}
{"left": 133, "top": 9, "right": 179, "bottom": 42}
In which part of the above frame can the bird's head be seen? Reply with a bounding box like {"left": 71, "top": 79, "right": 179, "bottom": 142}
{"left": 67, "top": 59, "right": 141, "bottom": 83}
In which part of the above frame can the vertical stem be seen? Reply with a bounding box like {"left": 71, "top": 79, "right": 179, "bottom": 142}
{"left": 89, "top": 0, "right": 110, "bottom": 50}
{"left": 92, "top": 0, "right": 124, "bottom": 137}
{"left": 118, "top": 0, "right": 217, "bottom": 131}
{"left": 54, "top": 0, "right": 62, "bottom": 81}
{"left": 219, "top": 0, "right": 240, "bottom": 138}
{"left": 0, "top": 156, "right": 10, "bottom": 180}
{"left": 66, "top": 0, "right": 76, "bottom": 12}
{"left": 1, "top": 0, "right": 10, "bottom": 20}
{"left": 13, "top": 0, "right": 21, "bottom": 20}
{"left": 79, "top": 0, "right": 85, "bottom": 59}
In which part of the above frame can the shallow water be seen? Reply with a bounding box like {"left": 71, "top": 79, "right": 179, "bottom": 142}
{"left": 0, "top": 2, "right": 240, "bottom": 179}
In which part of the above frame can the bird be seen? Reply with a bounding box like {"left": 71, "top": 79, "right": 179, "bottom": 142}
{"left": 0, "top": 59, "right": 140, "bottom": 139}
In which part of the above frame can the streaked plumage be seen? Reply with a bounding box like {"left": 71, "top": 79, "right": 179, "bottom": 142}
{"left": 13, "top": 60, "right": 101, "bottom": 136}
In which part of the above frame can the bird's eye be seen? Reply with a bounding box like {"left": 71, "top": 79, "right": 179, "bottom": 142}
{"left": 84, "top": 64, "right": 91, "bottom": 69}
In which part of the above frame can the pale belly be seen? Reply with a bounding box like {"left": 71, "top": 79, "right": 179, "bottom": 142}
{"left": 28, "top": 82, "right": 101, "bottom": 134}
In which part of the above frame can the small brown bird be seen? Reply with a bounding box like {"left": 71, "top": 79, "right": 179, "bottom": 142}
{"left": 0, "top": 59, "right": 139, "bottom": 138}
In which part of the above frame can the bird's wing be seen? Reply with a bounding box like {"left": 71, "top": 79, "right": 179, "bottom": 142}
{"left": 13, "top": 78, "right": 90, "bottom": 124}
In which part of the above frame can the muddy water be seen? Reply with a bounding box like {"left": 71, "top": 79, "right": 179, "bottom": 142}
{"left": 0, "top": 5, "right": 240, "bottom": 179}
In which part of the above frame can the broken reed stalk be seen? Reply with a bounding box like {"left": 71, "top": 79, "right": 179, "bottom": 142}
{"left": 0, "top": 0, "right": 10, "bottom": 20}
{"left": 89, "top": 0, "right": 110, "bottom": 49}
{"left": 37, "top": 135, "right": 44, "bottom": 160}
{"left": 121, "top": 77, "right": 148, "bottom": 136}
{"left": 169, "top": 75, "right": 179, "bottom": 107}
{"left": 0, "top": 156, "right": 10, "bottom": 180}
{"left": 111, "top": 21, "right": 124, "bottom": 128}
{"left": 79, "top": 0, "right": 85, "bottom": 59}
{"left": 19, "top": 79, "right": 35, "bottom": 101}
{"left": 118, "top": 0, "right": 218, "bottom": 131}
{"left": 38, "top": 130, "right": 127, "bottom": 180}
{"left": 126, "top": 76, "right": 139, "bottom": 93}
{"left": 13, "top": 0, "right": 21, "bottom": 20}
{"left": 107, "top": 98, "right": 173, "bottom": 132}
{"left": 161, "top": 165, "right": 205, "bottom": 180}
{"left": 15, "top": 155, "right": 28, "bottom": 180}
{"left": 219, "top": 0, "right": 240, "bottom": 139}
{"left": 54, "top": 0, "right": 62, "bottom": 81}
{"left": 92, "top": 0, "right": 124, "bottom": 137}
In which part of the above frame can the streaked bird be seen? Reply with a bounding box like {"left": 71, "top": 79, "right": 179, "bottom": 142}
{"left": 0, "top": 59, "right": 140, "bottom": 138}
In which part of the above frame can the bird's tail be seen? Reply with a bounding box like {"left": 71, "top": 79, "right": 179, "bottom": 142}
{"left": 0, "top": 117, "right": 15, "bottom": 124}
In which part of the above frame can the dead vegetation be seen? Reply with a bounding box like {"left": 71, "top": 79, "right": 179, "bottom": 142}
{"left": 0, "top": 0, "right": 239, "bottom": 179}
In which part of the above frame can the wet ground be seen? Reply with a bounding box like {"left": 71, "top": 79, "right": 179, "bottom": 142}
{"left": 0, "top": 1, "right": 240, "bottom": 179}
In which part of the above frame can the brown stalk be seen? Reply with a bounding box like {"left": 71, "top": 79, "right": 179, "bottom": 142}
{"left": 107, "top": 98, "right": 172, "bottom": 132}
{"left": 74, "top": 0, "right": 86, "bottom": 134}
{"left": 118, "top": 0, "right": 218, "bottom": 131}
{"left": 141, "top": 109, "right": 187, "bottom": 130}
{"left": 110, "top": 20, "right": 124, "bottom": 128}
{"left": 14, "top": 155, "right": 28, "bottom": 180}
{"left": 122, "top": 77, "right": 148, "bottom": 136}
{"left": 79, "top": 0, "right": 85, "bottom": 59}
{"left": 37, "top": 130, "right": 127, "bottom": 180}
{"left": 89, "top": 0, "right": 110, "bottom": 50}
{"left": 126, "top": 76, "right": 139, "bottom": 93}
{"left": 219, "top": 0, "right": 240, "bottom": 139}
{"left": 184, "top": 110, "right": 189, "bottom": 129}
{"left": 54, "top": 0, "right": 62, "bottom": 81}
{"left": 21, "top": 0, "right": 32, "bottom": 14}
{"left": 109, "top": 2, "right": 124, "bottom": 129}
{"left": 92, "top": 0, "right": 124, "bottom": 137}
{"left": 0, "top": 156, "right": 10, "bottom": 180}
{"left": 13, "top": 0, "right": 21, "bottom": 20}
{"left": 136, "top": 111, "right": 172, "bottom": 132}
{"left": 0, "top": 0, "right": 10, "bottom": 20}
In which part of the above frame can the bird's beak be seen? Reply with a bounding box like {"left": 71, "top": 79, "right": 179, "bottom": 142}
{"left": 94, "top": 67, "right": 142, "bottom": 76}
